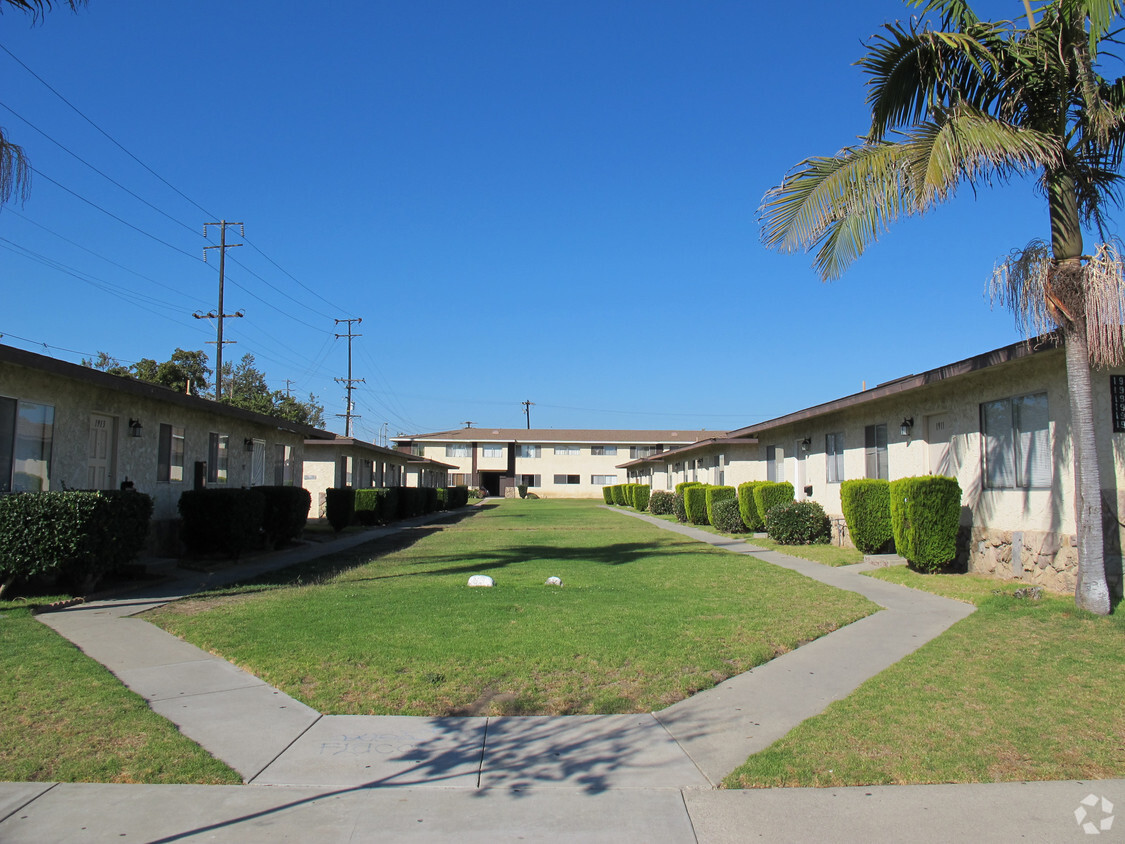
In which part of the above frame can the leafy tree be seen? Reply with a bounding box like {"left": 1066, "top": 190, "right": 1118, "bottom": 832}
{"left": 219, "top": 353, "right": 325, "bottom": 428}
{"left": 1, "top": 1, "right": 87, "bottom": 205}
{"left": 760, "top": 0, "right": 1125, "bottom": 614}
{"left": 81, "top": 350, "right": 131, "bottom": 378}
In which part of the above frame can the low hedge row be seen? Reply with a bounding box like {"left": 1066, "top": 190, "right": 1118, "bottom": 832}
{"left": 179, "top": 488, "right": 267, "bottom": 558}
{"left": 0, "top": 489, "right": 153, "bottom": 596}
{"left": 327, "top": 485, "right": 470, "bottom": 533}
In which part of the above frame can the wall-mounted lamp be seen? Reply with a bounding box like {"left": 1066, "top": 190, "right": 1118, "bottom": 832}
{"left": 801, "top": 437, "right": 812, "bottom": 452}
{"left": 244, "top": 438, "right": 255, "bottom": 452}
{"left": 128, "top": 418, "right": 143, "bottom": 438}
{"left": 900, "top": 417, "right": 914, "bottom": 437}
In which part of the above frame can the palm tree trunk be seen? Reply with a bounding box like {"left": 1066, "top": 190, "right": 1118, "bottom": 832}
{"left": 1050, "top": 172, "right": 1111, "bottom": 614}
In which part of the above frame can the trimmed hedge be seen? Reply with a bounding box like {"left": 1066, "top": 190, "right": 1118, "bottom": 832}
{"left": 632, "top": 484, "right": 651, "bottom": 512}
{"left": 711, "top": 497, "right": 747, "bottom": 533}
{"left": 0, "top": 490, "right": 153, "bottom": 595}
{"left": 765, "top": 499, "right": 831, "bottom": 545}
{"left": 683, "top": 484, "right": 711, "bottom": 525}
{"left": 705, "top": 486, "right": 736, "bottom": 526}
{"left": 256, "top": 485, "right": 311, "bottom": 549}
{"left": 354, "top": 488, "right": 396, "bottom": 525}
{"left": 840, "top": 479, "right": 893, "bottom": 554}
{"left": 676, "top": 481, "right": 704, "bottom": 496}
{"left": 602, "top": 486, "right": 615, "bottom": 505}
{"left": 890, "top": 476, "right": 962, "bottom": 572}
{"left": 753, "top": 482, "right": 795, "bottom": 525}
{"left": 611, "top": 484, "right": 628, "bottom": 506}
{"left": 648, "top": 490, "right": 675, "bottom": 515}
{"left": 180, "top": 488, "right": 265, "bottom": 557}
{"left": 325, "top": 487, "right": 356, "bottom": 533}
{"left": 737, "top": 481, "right": 767, "bottom": 531}
{"left": 446, "top": 485, "right": 470, "bottom": 509}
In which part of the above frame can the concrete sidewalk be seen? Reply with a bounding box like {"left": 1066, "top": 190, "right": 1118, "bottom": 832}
{"left": 2, "top": 505, "right": 1114, "bottom": 842}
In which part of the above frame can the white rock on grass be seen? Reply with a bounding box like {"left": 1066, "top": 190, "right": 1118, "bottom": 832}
{"left": 545, "top": 576, "right": 563, "bottom": 586}
{"left": 467, "top": 575, "right": 495, "bottom": 588}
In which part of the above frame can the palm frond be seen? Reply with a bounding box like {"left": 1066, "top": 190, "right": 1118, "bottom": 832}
{"left": 1083, "top": 240, "right": 1125, "bottom": 365}
{"left": 0, "top": 128, "right": 31, "bottom": 206}
{"left": 0, "top": 0, "right": 86, "bottom": 21}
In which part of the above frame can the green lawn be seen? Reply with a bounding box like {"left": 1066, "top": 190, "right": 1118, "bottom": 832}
{"left": 0, "top": 601, "right": 240, "bottom": 784}
{"left": 146, "top": 499, "right": 877, "bottom": 716}
{"left": 724, "top": 568, "right": 1125, "bottom": 787}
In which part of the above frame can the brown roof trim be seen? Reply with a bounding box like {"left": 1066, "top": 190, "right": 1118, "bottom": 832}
{"left": 729, "top": 335, "right": 1061, "bottom": 438}
{"left": 1, "top": 343, "right": 335, "bottom": 439}
{"left": 393, "top": 428, "right": 725, "bottom": 444}
{"left": 615, "top": 436, "right": 757, "bottom": 469}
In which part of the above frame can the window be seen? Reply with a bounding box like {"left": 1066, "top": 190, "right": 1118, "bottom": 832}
{"left": 0, "top": 397, "right": 54, "bottom": 493}
{"left": 825, "top": 432, "right": 845, "bottom": 483}
{"left": 445, "top": 444, "right": 471, "bottom": 458}
{"left": 517, "top": 444, "right": 541, "bottom": 458}
{"left": 554, "top": 445, "right": 580, "bottom": 455}
{"left": 592, "top": 474, "right": 617, "bottom": 485}
{"left": 591, "top": 445, "right": 617, "bottom": 456}
{"left": 982, "top": 392, "right": 1051, "bottom": 488}
{"left": 158, "top": 424, "right": 185, "bottom": 483}
{"left": 553, "top": 474, "right": 580, "bottom": 485}
{"left": 273, "top": 443, "right": 294, "bottom": 485}
{"left": 629, "top": 445, "right": 658, "bottom": 459}
{"left": 207, "top": 432, "right": 229, "bottom": 483}
{"left": 766, "top": 445, "right": 784, "bottom": 482}
{"left": 864, "top": 424, "right": 888, "bottom": 480}
{"left": 481, "top": 445, "right": 504, "bottom": 458}
{"left": 518, "top": 474, "right": 541, "bottom": 487}
{"left": 449, "top": 472, "right": 471, "bottom": 486}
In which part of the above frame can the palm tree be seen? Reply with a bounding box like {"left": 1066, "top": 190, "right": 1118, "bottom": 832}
{"left": 760, "top": 0, "right": 1125, "bottom": 614}
{"left": 0, "top": 0, "right": 87, "bottom": 205}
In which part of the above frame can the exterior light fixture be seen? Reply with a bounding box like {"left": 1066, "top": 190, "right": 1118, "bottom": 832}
{"left": 801, "top": 437, "right": 812, "bottom": 452}
{"left": 900, "top": 417, "right": 914, "bottom": 437}
{"left": 244, "top": 438, "right": 255, "bottom": 452}
{"left": 128, "top": 419, "right": 143, "bottom": 438}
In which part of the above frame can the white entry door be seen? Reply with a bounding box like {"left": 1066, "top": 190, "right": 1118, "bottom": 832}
{"left": 794, "top": 440, "right": 807, "bottom": 497}
{"left": 87, "top": 413, "right": 115, "bottom": 489}
{"left": 927, "top": 413, "right": 953, "bottom": 476}
{"left": 251, "top": 438, "right": 267, "bottom": 486}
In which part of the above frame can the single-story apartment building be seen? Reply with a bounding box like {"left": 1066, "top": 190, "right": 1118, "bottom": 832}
{"left": 391, "top": 428, "right": 721, "bottom": 498}
{"left": 619, "top": 434, "right": 758, "bottom": 492}
{"left": 302, "top": 437, "right": 455, "bottom": 518}
{"left": 718, "top": 336, "right": 1124, "bottom": 595}
{"left": 0, "top": 343, "right": 334, "bottom": 550}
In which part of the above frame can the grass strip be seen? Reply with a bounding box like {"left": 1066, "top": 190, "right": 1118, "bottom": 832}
{"left": 724, "top": 569, "right": 1125, "bottom": 787}
{"left": 0, "top": 602, "right": 241, "bottom": 784}
{"left": 147, "top": 499, "right": 877, "bottom": 716}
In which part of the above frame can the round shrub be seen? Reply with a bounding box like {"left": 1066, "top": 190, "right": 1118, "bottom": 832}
{"left": 765, "top": 499, "right": 831, "bottom": 545}
{"left": 711, "top": 497, "right": 747, "bottom": 533}
{"left": 648, "top": 490, "right": 675, "bottom": 516}
{"left": 672, "top": 492, "right": 687, "bottom": 523}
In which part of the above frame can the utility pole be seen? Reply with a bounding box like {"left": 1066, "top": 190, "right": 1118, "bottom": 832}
{"left": 284, "top": 379, "right": 294, "bottom": 399}
{"left": 379, "top": 421, "right": 389, "bottom": 447}
{"left": 334, "top": 317, "right": 364, "bottom": 437}
{"left": 195, "top": 221, "right": 244, "bottom": 399}
{"left": 522, "top": 399, "right": 535, "bottom": 429}
{"left": 463, "top": 421, "right": 474, "bottom": 429}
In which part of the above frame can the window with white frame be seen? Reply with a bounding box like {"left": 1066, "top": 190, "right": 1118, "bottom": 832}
{"left": 766, "top": 445, "right": 784, "bottom": 482}
{"left": 825, "top": 432, "right": 845, "bottom": 483}
{"left": 449, "top": 472, "right": 471, "bottom": 486}
{"left": 982, "top": 392, "right": 1051, "bottom": 488}
{"left": 445, "top": 444, "right": 471, "bottom": 458}
{"left": 864, "top": 424, "right": 888, "bottom": 480}
{"left": 591, "top": 445, "right": 617, "bottom": 456}
{"left": 158, "top": 423, "right": 185, "bottom": 483}
{"left": 518, "top": 474, "right": 541, "bottom": 487}
{"left": 553, "top": 474, "right": 580, "bottom": 484}
{"left": 0, "top": 397, "right": 54, "bottom": 493}
{"left": 517, "top": 444, "right": 541, "bottom": 458}
{"left": 554, "top": 445, "right": 580, "bottom": 455}
{"left": 630, "top": 445, "right": 658, "bottom": 459}
{"left": 207, "top": 432, "right": 229, "bottom": 483}
{"left": 481, "top": 444, "right": 504, "bottom": 458}
{"left": 591, "top": 474, "right": 617, "bottom": 485}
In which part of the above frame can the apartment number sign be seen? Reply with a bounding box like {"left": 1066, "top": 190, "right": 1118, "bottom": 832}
{"left": 1113, "top": 375, "right": 1125, "bottom": 433}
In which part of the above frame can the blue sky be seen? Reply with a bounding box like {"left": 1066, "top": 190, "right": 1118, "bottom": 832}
{"left": 0, "top": 1, "right": 1102, "bottom": 440}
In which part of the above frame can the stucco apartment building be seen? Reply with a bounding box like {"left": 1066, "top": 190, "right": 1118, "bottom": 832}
{"left": 391, "top": 428, "right": 720, "bottom": 498}
{"left": 622, "top": 336, "right": 1125, "bottom": 596}
{"left": 0, "top": 342, "right": 334, "bottom": 550}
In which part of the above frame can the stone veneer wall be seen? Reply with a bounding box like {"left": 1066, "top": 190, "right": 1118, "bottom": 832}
{"left": 966, "top": 528, "right": 1078, "bottom": 594}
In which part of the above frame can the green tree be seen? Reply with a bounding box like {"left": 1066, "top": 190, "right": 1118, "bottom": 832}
{"left": 81, "top": 350, "right": 132, "bottom": 379}
{"left": 760, "top": 0, "right": 1125, "bottom": 614}
{"left": 1, "top": 1, "right": 87, "bottom": 205}
{"left": 219, "top": 353, "right": 325, "bottom": 427}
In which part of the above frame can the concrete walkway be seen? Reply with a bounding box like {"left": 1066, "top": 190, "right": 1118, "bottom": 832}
{"left": 2, "top": 506, "right": 1117, "bottom": 842}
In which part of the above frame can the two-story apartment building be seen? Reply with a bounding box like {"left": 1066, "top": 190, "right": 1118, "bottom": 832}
{"left": 392, "top": 428, "right": 721, "bottom": 498}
